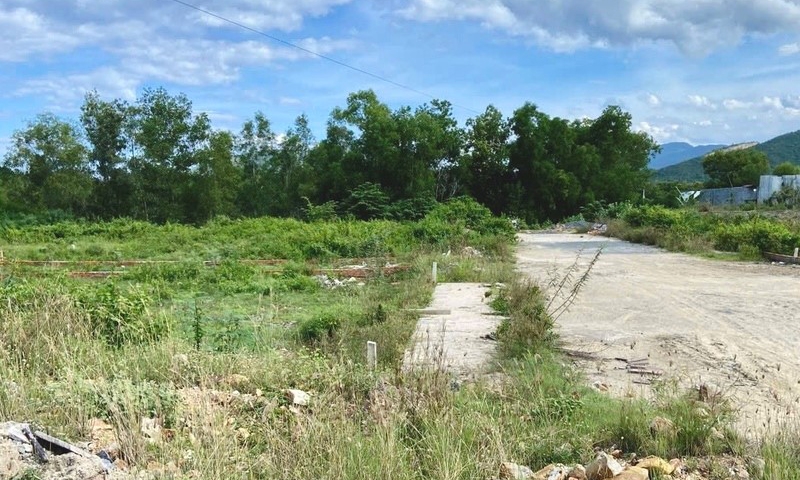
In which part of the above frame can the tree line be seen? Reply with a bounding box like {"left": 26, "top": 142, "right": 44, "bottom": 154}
{"left": 0, "top": 88, "right": 658, "bottom": 224}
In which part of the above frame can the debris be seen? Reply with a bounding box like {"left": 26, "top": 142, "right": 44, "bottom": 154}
{"left": 586, "top": 452, "right": 624, "bottom": 479}
{"left": 567, "top": 464, "right": 587, "bottom": 479}
{"left": 649, "top": 417, "right": 676, "bottom": 436}
{"left": 140, "top": 417, "right": 162, "bottom": 443}
{"left": 285, "top": 389, "right": 311, "bottom": 406}
{"left": 461, "top": 246, "right": 483, "bottom": 258}
{"left": 611, "top": 466, "right": 648, "bottom": 479}
{"left": 636, "top": 456, "right": 674, "bottom": 475}
{"left": 592, "top": 381, "right": 610, "bottom": 392}
{"left": 499, "top": 462, "right": 534, "bottom": 479}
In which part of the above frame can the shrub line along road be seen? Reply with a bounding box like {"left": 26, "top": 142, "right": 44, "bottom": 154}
{"left": 516, "top": 232, "right": 800, "bottom": 433}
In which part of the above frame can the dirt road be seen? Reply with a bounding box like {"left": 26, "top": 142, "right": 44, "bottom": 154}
{"left": 517, "top": 233, "right": 800, "bottom": 433}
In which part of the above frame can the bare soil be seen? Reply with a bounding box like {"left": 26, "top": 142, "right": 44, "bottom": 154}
{"left": 516, "top": 232, "right": 800, "bottom": 434}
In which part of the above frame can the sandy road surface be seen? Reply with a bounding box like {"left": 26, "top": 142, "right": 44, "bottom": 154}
{"left": 517, "top": 233, "right": 800, "bottom": 433}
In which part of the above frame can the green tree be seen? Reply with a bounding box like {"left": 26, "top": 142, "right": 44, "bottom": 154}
{"left": 3, "top": 113, "right": 93, "bottom": 214}
{"left": 772, "top": 161, "right": 800, "bottom": 176}
{"left": 576, "top": 106, "right": 656, "bottom": 204}
{"left": 234, "top": 112, "right": 277, "bottom": 217}
{"left": 80, "top": 91, "right": 134, "bottom": 217}
{"left": 129, "top": 88, "right": 212, "bottom": 222}
{"left": 702, "top": 149, "right": 769, "bottom": 187}
{"left": 188, "top": 130, "right": 241, "bottom": 222}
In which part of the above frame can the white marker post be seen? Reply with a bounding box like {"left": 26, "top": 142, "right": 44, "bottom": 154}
{"left": 367, "top": 341, "right": 377, "bottom": 370}
{"left": 794, "top": 247, "right": 799, "bottom": 259}
{"left": 432, "top": 262, "right": 438, "bottom": 284}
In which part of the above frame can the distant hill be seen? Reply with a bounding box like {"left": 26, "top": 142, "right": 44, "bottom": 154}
{"left": 654, "top": 131, "right": 800, "bottom": 182}
{"left": 649, "top": 142, "right": 726, "bottom": 170}
{"left": 754, "top": 130, "right": 800, "bottom": 167}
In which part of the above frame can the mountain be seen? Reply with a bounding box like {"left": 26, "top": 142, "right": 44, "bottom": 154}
{"left": 654, "top": 131, "right": 800, "bottom": 182}
{"left": 649, "top": 142, "right": 726, "bottom": 170}
{"left": 754, "top": 130, "right": 800, "bottom": 166}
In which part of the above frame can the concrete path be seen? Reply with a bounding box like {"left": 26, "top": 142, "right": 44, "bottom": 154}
{"left": 403, "top": 283, "right": 501, "bottom": 381}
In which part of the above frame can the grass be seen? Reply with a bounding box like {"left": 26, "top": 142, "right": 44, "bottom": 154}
{"left": 0, "top": 213, "right": 796, "bottom": 479}
{"left": 604, "top": 205, "right": 800, "bottom": 260}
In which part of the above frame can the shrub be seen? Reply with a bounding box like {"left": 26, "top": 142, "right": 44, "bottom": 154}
{"left": 297, "top": 313, "right": 341, "bottom": 344}
{"left": 80, "top": 283, "right": 171, "bottom": 348}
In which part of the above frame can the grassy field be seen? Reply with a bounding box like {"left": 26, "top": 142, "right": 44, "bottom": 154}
{"left": 1, "top": 203, "right": 797, "bottom": 479}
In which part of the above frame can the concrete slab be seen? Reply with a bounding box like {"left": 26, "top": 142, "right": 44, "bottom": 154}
{"left": 403, "top": 283, "right": 502, "bottom": 381}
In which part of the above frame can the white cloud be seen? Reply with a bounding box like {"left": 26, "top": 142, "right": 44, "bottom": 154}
{"left": 645, "top": 93, "right": 661, "bottom": 107}
{"left": 723, "top": 99, "right": 750, "bottom": 110}
{"left": 279, "top": 97, "right": 303, "bottom": 105}
{"left": 637, "top": 121, "right": 679, "bottom": 142}
{"left": 0, "top": 7, "right": 86, "bottom": 61}
{"left": 778, "top": 42, "right": 800, "bottom": 55}
{"left": 687, "top": 95, "right": 716, "bottom": 109}
{"left": 3, "top": 1, "right": 355, "bottom": 110}
{"left": 398, "top": 0, "right": 800, "bottom": 55}
{"left": 189, "top": 0, "right": 352, "bottom": 31}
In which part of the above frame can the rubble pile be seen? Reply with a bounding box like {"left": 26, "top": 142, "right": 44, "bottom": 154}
{"left": 0, "top": 421, "right": 132, "bottom": 480}
{"left": 497, "top": 450, "right": 754, "bottom": 480}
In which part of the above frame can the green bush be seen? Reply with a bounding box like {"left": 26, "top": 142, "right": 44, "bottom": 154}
{"left": 713, "top": 218, "right": 800, "bottom": 254}
{"left": 79, "top": 283, "right": 171, "bottom": 348}
{"left": 297, "top": 313, "right": 341, "bottom": 344}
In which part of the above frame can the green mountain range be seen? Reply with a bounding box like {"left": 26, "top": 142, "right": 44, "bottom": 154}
{"left": 653, "top": 130, "right": 800, "bottom": 182}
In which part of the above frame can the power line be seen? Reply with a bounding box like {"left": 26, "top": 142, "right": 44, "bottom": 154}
{"left": 167, "top": 0, "right": 481, "bottom": 115}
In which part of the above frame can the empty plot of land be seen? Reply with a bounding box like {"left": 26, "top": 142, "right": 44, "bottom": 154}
{"left": 517, "top": 233, "right": 800, "bottom": 432}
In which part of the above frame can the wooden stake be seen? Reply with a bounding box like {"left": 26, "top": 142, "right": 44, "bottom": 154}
{"left": 432, "top": 262, "right": 438, "bottom": 284}
{"left": 367, "top": 341, "right": 377, "bottom": 370}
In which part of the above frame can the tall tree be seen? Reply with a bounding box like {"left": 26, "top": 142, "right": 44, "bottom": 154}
{"left": 463, "top": 105, "right": 510, "bottom": 213}
{"left": 80, "top": 91, "right": 133, "bottom": 217}
{"left": 234, "top": 112, "right": 277, "bottom": 217}
{"left": 3, "top": 114, "right": 92, "bottom": 214}
{"left": 129, "top": 88, "right": 211, "bottom": 222}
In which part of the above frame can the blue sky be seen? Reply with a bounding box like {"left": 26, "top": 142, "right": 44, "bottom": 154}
{"left": 2, "top": 0, "right": 800, "bottom": 156}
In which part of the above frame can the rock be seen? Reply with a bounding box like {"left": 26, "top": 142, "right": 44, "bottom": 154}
{"left": 88, "top": 418, "right": 117, "bottom": 454}
{"left": 649, "top": 417, "right": 675, "bottom": 436}
{"left": 140, "top": 417, "right": 162, "bottom": 443}
{"left": 668, "top": 458, "right": 683, "bottom": 473}
{"left": 539, "top": 465, "right": 569, "bottom": 480}
{"left": 461, "top": 246, "right": 483, "bottom": 258}
{"left": 592, "top": 381, "right": 610, "bottom": 393}
{"left": 0, "top": 440, "right": 24, "bottom": 479}
{"left": 586, "top": 452, "right": 624, "bottom": 480}
{"left": 285, "top": 389, "right": 311, "bottom": 406}
{"left": 636, "top": 456, "right": 673, "bottom": 475}
{"left": 612, "top": 467, "right": 649, "bottom": 480}
{"left": 499, "top": 461, "right": 534, "bottom": 479}
{"left": 567, "top": 464, "right": 587, "bottom": 480}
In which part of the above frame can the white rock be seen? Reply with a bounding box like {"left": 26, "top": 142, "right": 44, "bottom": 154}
{"left": 586, "top": 452, "right": 624, "bottom": 480}
{"left": 286, "top": 389, "right": 311, "bottom": 406}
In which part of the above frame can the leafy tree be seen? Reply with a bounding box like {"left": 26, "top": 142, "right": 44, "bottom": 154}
{"left": 463, "top": 105, "right": 510, "bottom": 213}
{"left": 129, "top": 88, "right": 212, "bottom": 222}
{"left": 3, "top": 113, "right": 92, "bottom": 213}
{"left": 80, "top": 91, "right": 134, "bottom": 217}
{"left": 188, "top": 130, "right": 240, "bottom": 223}
{"left": 702, "top": 149, "right": 769, "bottom": 187}
{"left": 576, "top": 106, "right": 656, "bottom": 204}
{"left": 772, "top": 161, "right": 800, "bottom": 176}
{"left": 234, "top": 112, "right": 277, "bottom": 217}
